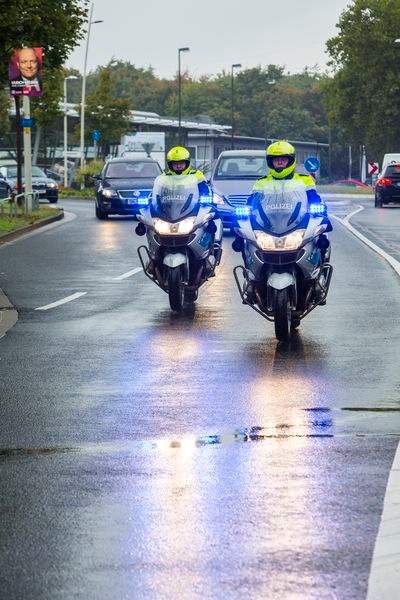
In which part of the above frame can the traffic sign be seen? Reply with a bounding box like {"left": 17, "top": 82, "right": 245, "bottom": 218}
{"left": 20, "top": 117, "right": 35, "bottom": 128}
{"left": 92, "top": 130, "right": 101, "bottom": 141}
{"left": 304, "top": 156, "right": 320, "bottom": 173}
{"left": 368, "top": 161, "right": 379, "bottom": 175}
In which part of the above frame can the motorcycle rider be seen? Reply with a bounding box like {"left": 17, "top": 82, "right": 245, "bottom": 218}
{"left": 249, "top": 140, "right": 332, "bottom": 230}
{"left": 233, "top": 140, "right": 332, "bottom": 256}
{"left": 233, "top": 140, "right": 332, "bottom": 305}
{"left": 162, "top": 146, "right": 223, "bottom": 257}
{"left": 164, "top": 145, "right": 210, "bottom": 191}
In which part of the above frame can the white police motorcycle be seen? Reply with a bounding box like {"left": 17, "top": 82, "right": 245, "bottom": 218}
{"left": 232, "top": 189, "right": 333, "bottom": 341}
{"left": 135, "top": 173, "right": 223, "bottom": 312}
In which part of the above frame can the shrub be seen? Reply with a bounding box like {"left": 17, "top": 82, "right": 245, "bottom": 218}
{"left": 74, "top": 159, "right": 104, "bottom": 187}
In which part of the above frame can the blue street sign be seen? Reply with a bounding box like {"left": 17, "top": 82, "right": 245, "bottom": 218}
{"left": 92, "top": 130, "right": 101, "bottom": 141}
{"left": 304, "top": 156, "right": 320, "bottom": 173}
{"left": 20, "top": 118, "right": 35, "bottom": 128}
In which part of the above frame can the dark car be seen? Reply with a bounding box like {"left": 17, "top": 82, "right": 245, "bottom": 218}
{"left": 0, "top": 164, "right": 59, "bottom": 202}
{"left": 94, "top": 157, "right": 162, "bottom": 220}
{"left": 374, "top": 163, "right": 400, "bottom": 207}
{"left": 209, "top": 150, "right": 268, "bottom": 229}
{"left": 0, "top": 173, "right": 12, "bottom": 200}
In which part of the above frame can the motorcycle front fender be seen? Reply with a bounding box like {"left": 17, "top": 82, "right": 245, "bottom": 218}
{"left": 267, "top": 272, "right": 295, "bottom": 291}
{"left": 163, "top": 252, "right": 187, "bottom": 269}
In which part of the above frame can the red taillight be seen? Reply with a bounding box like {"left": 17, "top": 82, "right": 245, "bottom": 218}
{"left": 378, "top": 177, "right": 393, "bottom": 185}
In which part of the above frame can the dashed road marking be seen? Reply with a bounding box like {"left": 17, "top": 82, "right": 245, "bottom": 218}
{"left": 112, "top": 267, "right": 143, "bottom": 280}
{"left": 35, "top": 291, "right": 87, "bottom": 311}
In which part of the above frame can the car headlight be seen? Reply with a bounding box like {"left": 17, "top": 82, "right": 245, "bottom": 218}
{"left": 46, "top": 182, "right": 58, "bottom": 188}
{"left": 154, "top": 217, "right": 196, "bottom": 235}
{"left": 102, "top": 188, "right": 118, "bottom": 198}
{"left": 212, "top": 192, "right": 226, "bottom": 206}
{"left": 254, "top": 229, "right": 306, "bottom": 251}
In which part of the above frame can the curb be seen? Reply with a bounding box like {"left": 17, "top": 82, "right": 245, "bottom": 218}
{"left": 0, "top": 209, "right": 64, "bottom": 245}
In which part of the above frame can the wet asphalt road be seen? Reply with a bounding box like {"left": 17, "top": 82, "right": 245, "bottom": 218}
{"left": 0, "top": 197, "right": 400, "bottom": 599}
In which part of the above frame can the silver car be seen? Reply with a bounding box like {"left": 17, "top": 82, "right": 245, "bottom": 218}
{"left": 209, "top": 150, "right": 268, "bottom": 229}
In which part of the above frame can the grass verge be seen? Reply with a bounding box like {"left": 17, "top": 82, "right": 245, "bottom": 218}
{"left": 0, "top": 205, "right": 62, "bottom": 234}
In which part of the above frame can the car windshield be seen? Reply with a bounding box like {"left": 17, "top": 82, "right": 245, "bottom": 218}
{"left": 4, "top": 166, "right": 46, "bottom": 178}
{"left": 105, "top": 161, "right": 160, "bottom": 179}
{"left": 214, "top": 156, "right": 267, "bottom": 179}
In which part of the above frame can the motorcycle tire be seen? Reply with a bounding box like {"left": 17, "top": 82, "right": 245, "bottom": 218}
{"left": 168, "top": 266, "right": 184, "bottom": 312}
{"left": 274, "top": 288, "right": 291, "bottom": 342}
{"left": 184, "top": 288, "right": 198, "bottom": 303}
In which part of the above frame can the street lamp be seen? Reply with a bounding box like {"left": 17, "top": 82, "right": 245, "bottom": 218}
{"left": 231, "top": 63, "right": 241, "bottom": 149}
{"left": 64, "top": 75, "right": 78, "bottom": 188}
{"left": 79, "top": 2, "right": 103, "bottom": 187}
{"left": 178, "top": 47, "right": 190, "bottom": 145}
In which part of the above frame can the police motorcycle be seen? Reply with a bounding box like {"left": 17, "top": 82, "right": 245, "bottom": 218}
{"left": 135, "top": 173, "right": 223, "bottom": 312}
{"left": 232, "top": 189, "right": 333, "bottom": 342}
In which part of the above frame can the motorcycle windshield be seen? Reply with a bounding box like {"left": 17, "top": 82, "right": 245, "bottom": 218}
{"left": 252, "top": 185, "right": 309, "bottom": 234}
{"left": 151, "top": 174, "right": 199, "bottom": 222}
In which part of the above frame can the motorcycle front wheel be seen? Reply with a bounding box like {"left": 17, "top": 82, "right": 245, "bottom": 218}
{"left": 274, "top": 288, "right": 291, "bottom": 342}
{"left": 168, "top": 266, "right": 184, "bottom": 312}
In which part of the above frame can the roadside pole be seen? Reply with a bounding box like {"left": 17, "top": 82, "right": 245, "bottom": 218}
{"left": 22, "top": 95, "right": 33, "bottom": 211}
{"left": 14, "top": 97, "right": 23, "bottom": 199}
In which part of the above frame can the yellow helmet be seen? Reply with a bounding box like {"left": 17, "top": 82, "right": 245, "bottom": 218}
{"left": 166, "top": 146, "right": 191, "bottom": 174}
{"left": 266, "top": 140, "right": 296, "bottom": 179}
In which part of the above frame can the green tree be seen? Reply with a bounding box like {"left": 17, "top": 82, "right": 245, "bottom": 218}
{"left": 0, "top": 88, "right": 11, "bottom": 138}
{"left": 84, "top": 67, "right": 131, "bottom": 158}
{"left": 324, "top": 0, "right": 400, "bottom": 159}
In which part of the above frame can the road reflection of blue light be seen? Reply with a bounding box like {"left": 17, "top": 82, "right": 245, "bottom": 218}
{"left": 143, "top": 413, "right": 334, "bottom": 452}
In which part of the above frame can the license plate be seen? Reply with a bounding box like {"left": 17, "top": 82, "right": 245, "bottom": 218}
{"left": 125, "top": 198, "right": 136, "bottom": 205}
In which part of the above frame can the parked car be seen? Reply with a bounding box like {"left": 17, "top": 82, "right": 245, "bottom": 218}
{"left": 331, "top": 179, "right": 370, "bottom": 188}
{"left": 94, "top": 157, "right": 162, "bottom": 220}
{"left": 0, "top": 164, "right": 59, "bottom": 202}
{"left": 374, "top": 163, "right": 400, "bottom": 207}
{"left": 0, "top": 174, "right": 12, "bottom": 200}
{"left": 209, "top": 150, "right": 268, "bottom": 229}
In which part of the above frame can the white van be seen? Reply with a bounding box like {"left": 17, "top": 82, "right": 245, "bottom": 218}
{"left": 381, "top": 153, "right": 400, "bottom": 174}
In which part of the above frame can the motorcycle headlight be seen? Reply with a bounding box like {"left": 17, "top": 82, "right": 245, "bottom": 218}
{"left": 254, "top": 229, "right": 306, "bottom": 251}
{"left": 154, "top": 216, "right": 196, "bottom": 235}
{"left": 102, "top": 188, "right": 118, "bottom": 198}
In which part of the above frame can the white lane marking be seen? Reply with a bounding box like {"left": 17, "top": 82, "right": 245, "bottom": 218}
{"left": 35, "top": 292, "right": 87, "bottom": 311}
{"left": 332, "top": 206, "right": 400, "bottom": 276}
{"left": 112, "top": 267, "right": 142, "bottom": 280}
{"left": 335, "top": 205, "right": 400, "bottom": 597}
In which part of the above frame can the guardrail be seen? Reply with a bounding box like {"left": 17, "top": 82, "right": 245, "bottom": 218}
{"left": 0, "top": 191, "right": 40, "bottom": 218}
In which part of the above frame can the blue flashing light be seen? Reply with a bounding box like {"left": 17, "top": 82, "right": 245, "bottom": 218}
{"left": 200, "top": 195, "right": 213, "bottom": 205}
{"left": 236, "top": 206, "right": 251, "bottom": 218}
{"left": 137, "top": 196, "right": 150, "bottom": 206}
{"left": 309, "top": 202, "right": 326, "bottom": 216}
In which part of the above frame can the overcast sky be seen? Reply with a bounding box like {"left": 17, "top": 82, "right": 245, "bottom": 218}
{"left": 66, "top": 0, "right": 352, "bottom": 79}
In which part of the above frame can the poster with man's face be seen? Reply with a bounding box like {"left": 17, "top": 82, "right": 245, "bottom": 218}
{"left": 9, "top": 47, "right": 43, "bottom": 97}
